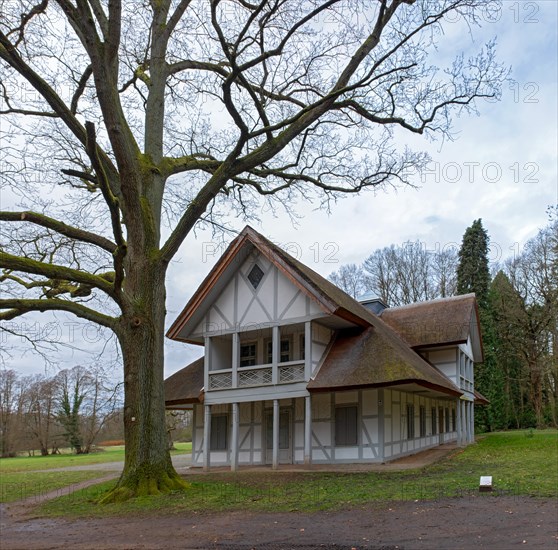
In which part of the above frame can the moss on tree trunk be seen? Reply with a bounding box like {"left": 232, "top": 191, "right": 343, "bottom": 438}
{"left": 100, "top": 261, "right": 188, "bottom": 503}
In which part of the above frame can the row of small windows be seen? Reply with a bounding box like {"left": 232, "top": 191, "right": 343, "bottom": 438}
{"left": 407, "top": 405, "right": 456, "bottom": 440}
{"left": 211, "top": 404, "right": 457, "bottom": 451}
{"left": 239, "top": 337, "right": 305, "bottom": 367}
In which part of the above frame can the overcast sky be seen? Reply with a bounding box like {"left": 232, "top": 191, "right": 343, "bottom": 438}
{"left": 3, "top": 1, "right": 557, "bottom": 379}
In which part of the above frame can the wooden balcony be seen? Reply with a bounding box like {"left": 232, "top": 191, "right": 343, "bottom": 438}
{"left": 208, "top": 361, "right": 305, "bottom": 391}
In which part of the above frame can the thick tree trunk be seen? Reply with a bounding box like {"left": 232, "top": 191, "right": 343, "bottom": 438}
{"left": 99, "top": 261, "right": 187, "bottom": 503}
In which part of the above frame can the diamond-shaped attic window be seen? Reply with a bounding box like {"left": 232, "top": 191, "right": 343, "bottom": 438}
{"left": 248, "top": 264, "right": 264, "bottom": 289}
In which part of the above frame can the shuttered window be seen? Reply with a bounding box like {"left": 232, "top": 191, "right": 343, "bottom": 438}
{"left": 210, "top": 414, "right": 228, "bottom": 451}
{"left": 335, "top": 405, "right": 358, "bottom": 446}
{"left": 406, "top": 404, "right": 415, "bottom": 439}
{"left": 420, "top": 406, "right": 427, "bottom": 437}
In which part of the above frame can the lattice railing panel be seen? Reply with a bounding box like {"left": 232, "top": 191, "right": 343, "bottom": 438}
{"left": 278, "top": 364, "right": 305, "bottom": 383}
{"left": 208, "top": 372, "right": 232, "bottom": 390}
{"left": 238, "top": 367, "right": 272, "bottom": 387}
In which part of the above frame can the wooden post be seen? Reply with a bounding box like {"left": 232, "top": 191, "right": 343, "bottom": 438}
{"left": 304, "top": 321, "right": 312, "bottom": 379}
{"left": 231, "top": 402, "right": 239, "bottom": 471}
{"left": 272, "top": 399, "right": 279, "bottom": 469}
{"left": 304, "top": 395, "right": 312, "bottom": 465}
{"left": 232, "top": 333, "right": 239, "bottom": 388}
{"left": 272, "top": 326, "right": 279, "bottom": 384}
{"left": 456, "top": 398, "right": 462, "bottom": 446}
{"left": 203, "top": 404, "right": 211, "bottom": 471}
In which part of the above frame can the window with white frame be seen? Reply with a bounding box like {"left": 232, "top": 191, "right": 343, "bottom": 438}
{"left": 265, "top": 338, "right": 291, "bottom": 363}
{"left": 240, "top": 342, "right": 257, "bottom": 367}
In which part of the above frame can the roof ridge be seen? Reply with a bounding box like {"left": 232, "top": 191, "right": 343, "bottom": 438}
{"left": 381, "top": 293, "right": 476, "bottom": 312}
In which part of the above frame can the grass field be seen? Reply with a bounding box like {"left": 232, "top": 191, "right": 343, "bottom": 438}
{"left": 0, "top": 471, "right": 106, "bottom": 503}
{"left": 35, "top": 429, "right": 557, "bottom": 517}
{"left": 0, "top": 442, "right": 192, "bottom": 503}
{"left": 0, "top": 442, "right": 191, "bottom": 473}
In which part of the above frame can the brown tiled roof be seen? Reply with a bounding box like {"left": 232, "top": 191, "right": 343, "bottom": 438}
{"left": 252, "top": 229, "right": 378, "bottom": 327}
{"left": 164, "top": 357, "right": 204, "bottom": 406}
{"left": 380, "top": 294, "right": 479, "bottom": 348}
{"left": 307, "top": 327, "right": 462, "bottom": 396}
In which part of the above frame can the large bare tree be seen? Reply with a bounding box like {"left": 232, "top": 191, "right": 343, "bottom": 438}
{"left": 0, "top": 0, "right": 506, "bottom": 499}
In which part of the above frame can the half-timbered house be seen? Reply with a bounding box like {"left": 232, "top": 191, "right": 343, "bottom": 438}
{"left": 164, "top": 226, "right": 484, "bottom": 470}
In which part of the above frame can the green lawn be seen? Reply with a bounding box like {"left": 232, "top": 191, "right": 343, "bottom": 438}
{"left": 38, "top": 430, "right": 557, "bottom": 517}
{"left": 0, "top": 471, "right": 106, "bottom": 503}
{"left": 0, "top": 442, "right": 192, "bottom": 473}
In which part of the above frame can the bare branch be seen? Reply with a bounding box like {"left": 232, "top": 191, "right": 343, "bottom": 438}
{"left": 0, "top": 251, "right": 118, "bottom": 300}
{"left": 0, "top": 298, "right": 118, "bottom": 330}
{"left": 0, "top": 211, "right": 117, "bottom": 253}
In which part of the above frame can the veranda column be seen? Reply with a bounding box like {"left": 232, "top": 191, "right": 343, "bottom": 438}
{"left": 203, "top": 404, "right": 211, "bottom": 471}
{"left": 232, "top": 333, "right": 239, "bottom": 388}
{"left": 231, "top": 402, "right": 239, "bottom": 471}
{"left": 272, "top": 399, "right": 279, "bottom": 470}
{"left": 455, "top": 398, "right": 462, "bottom": 446}
{"left": 272, "top": 326, "right": 279, "bottom": 385}
{"left": 461, "top": 401, "right": 469, "bottom": 445}
{"left": 471, "top": 400, "right": 475, "bottom": 442}
{"left": 469, "top": 402, "right": 474, "bottom": 443}
{"left": 304, "top": 395, "right": 312, "bottom": 465}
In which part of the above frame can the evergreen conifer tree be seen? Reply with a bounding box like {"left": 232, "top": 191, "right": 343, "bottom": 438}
{"left": 456, "top": 219, "right": 491, "bottom": 308}
{"left": 457, "top": 219, "right": 497, "bottom": 431}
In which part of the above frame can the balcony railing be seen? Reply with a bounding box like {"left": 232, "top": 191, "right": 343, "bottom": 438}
{"left": 208, "top": 361, "right": 305, "bottom": 390}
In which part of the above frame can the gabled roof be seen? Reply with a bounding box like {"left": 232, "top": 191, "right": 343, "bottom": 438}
{"left": 166, "top": 226, "right": 375, "bottom": 343}
{"left": 380, "top": 294, "right": 484, "bottom": 362}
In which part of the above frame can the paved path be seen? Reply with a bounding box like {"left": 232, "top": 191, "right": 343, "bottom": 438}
{"left": 29, "top": 453, "right": 192, "bottom": 473}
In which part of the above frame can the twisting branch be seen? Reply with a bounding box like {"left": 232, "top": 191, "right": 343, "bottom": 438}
{"left": 0, "top": 211, "right": 117, "bottom": 253}
{"left": 6, "top": 0, "right": 49, "bottom": 47}
{"left": 0, "top": 30, "right": 121, "bottom": 199}
{"left": 0, "top": 251, "right": 118, "bottom": 300}
{"left": 0, "top": 298, "right": 118, "bottom": 331}
{"left": 70, "top": 64, "right": 93, "bottom": 114}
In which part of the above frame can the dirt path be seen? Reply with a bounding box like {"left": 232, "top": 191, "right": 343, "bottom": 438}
{"left": 1, "top": 496, "right": 556, "bottom": 549}
{"left": 2, "top": 446, "right": 556, "bottom": 549}
{"left": 29, "top": 453, "right": 192, "bottom": 473}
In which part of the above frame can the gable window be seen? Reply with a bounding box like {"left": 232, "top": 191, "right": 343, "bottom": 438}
{"left": 210, "top": 414, "right": 228, "bottom": 451}
{"left": 419, "top": 405, "right": 426, "bottom": 438}
{"left": 240, "top": 342, "right": 257, "bottom": 367}
{"left": 406, "top": 404, "right": 415, "bottom": 440}
{"left": 266, "top": 338, "right": 291, "bottom": 363}
{"left": 335, "top": 405, "right": 358, "bottom": 446}
{"left": 248, "top": 264, "right": 264, "bottom": 289}
{"left": 431, "top": 407, "right": 437, "bottom": 435}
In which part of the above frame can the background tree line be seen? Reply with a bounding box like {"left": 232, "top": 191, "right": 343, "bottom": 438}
{"left": 0, "top": 365, "right": 123, "bottom": 457}
{"left": 328, "top": 216, "right": 558, "bottom": 431}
